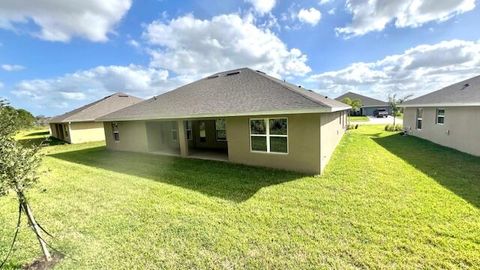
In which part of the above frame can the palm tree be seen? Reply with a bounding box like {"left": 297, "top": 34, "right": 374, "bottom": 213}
{"left": 388, "top": 94, "right": 413, "bottom": 126}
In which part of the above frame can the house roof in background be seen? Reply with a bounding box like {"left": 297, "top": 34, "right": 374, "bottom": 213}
{"left": 335, "top": 92, "right": 388, "bottom": 107}
{"left": 49, "top": 92, "right": 143, "bottom": 123}
{"left": 98, "top": 68, "right": 350, "bottom": 121}
{"left": 401, "top": 75, "right": 480, "bottom": 107}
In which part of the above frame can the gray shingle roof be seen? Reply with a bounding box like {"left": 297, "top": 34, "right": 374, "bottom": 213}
{"left": 401, "top": 75, "right": 480, "bottom": 107}
{"left": 98, "top": 68, "right": 350, "bottom": 121}
{"left": 49, "top": 92, "right": 143, "bottom": 123}
{"left": 335, "top": 92, "right": 387, "bottom": 107}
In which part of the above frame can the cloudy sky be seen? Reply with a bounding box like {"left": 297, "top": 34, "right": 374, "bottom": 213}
{"left": 0, "top": 0, "right": 479, "bottom": 116}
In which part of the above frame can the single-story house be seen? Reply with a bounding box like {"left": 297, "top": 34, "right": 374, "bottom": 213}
{"left": 401, "top": 75, "right": 480, "bottom": 157}
{"left": 335, "top": 91, "right": 391, "bottom": 116}
{"left": 97, "top": 68, "right": 350, "bottom": 174}
{"left": 49, "top": 92, "right": 142, "bottom": 143}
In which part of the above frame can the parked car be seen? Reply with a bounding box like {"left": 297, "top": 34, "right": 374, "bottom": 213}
{"left": 374, "top": 108, "right": 388, "bottom": 118}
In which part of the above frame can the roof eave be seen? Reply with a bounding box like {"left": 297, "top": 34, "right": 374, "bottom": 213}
{"left": 96, "top": 107, "right": 351, "bottom": 122}
{"left": 400, "top": 103, "right": 480, "bottom": 108}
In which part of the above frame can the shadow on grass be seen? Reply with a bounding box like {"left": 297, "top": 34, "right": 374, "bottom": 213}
{"left": 373, "top": 133, "right": 480, "bottom": 208}
{"left": 24, "top": 130, "right": 50, "bottom": 137}
{"left": 17, "top": 136, "right": 67, "bottom": 147}
{"left": 49, "top": 147, "right": 304, "bottom": 202}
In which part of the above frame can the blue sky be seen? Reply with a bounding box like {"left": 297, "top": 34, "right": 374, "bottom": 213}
{"left": 0, "top": 0, "right": 479, "bottom": 116}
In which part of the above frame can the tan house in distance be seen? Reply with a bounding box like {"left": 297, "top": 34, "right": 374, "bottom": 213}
{"left": 49, "top": 92, "right": 142, "bottom": 143}
{"left": 97, "top": 68, "right": 350, "bottom": 174}
{"left": 401, "top": 75, "right": 480, "bottom": 157}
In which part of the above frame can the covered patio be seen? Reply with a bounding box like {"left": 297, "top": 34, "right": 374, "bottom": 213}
{"left": 145, "top": 119, "right": 228, "bottom": 161}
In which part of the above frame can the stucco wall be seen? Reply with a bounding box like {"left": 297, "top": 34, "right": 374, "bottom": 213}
{"left": 227, "top": 113, "right": 322, "bottom": 174}
{"left": 145, "top": 121, "right": 180, "bottom": 154}
{"left": 104, "top": 121, "right": 148, "bottom": 152}
{"left": 320, "top": 111, "right": 346, "bottom": 172}
{"left": 362, "top": 106, "right": 391, "bottom": 116}
{"left": 68, "top": 122, "right": 105, "bottom": 144}
{"left": 404, "top": 106, "right": 480, "bottom": 156}
{"left": 49, "top": 123, "right": 57, "bottom": 138}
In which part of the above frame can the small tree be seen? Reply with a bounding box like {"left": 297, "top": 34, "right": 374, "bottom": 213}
{"left": 0, "top": 100, "right": 52, "bottom": 262}
{"left": 342, "top": 97, "right": 362, "bottom": 115}
{"left": 388, "top": 94, "right": 413, "bottom": 126}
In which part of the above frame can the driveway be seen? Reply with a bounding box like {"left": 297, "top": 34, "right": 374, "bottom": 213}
{"left": 353, "top": 116, "right": 403, "bottom": 125}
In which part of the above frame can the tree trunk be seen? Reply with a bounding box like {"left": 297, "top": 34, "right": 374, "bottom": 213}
{"left": 18, "top": 194, "right": 52, "bottom": 262}
{"left": 393, "top": 115, "right": 396, "bottom": 126}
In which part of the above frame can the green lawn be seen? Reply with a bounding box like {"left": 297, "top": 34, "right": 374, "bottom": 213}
{"left": 1, "top": 126, "right": 479, "bottom": 269}
{"left": 349, "top": 116, "right": 369, "bottom": 122}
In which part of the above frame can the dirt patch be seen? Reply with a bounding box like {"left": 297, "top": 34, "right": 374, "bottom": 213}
{"left": 23, "top": 252, "right": 63, "bottom": 270}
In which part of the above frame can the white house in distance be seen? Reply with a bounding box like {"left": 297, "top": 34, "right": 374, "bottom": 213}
{"left": 401, "top": 75, "right": 480, "bottom": 157}
{"left": 49, "top": 92, "right": 142, "bottom": 144}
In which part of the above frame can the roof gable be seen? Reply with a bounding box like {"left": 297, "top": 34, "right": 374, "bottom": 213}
{"left": 49, "top": 92, "right": 143, "bottom": 123}
{"left": 335, "top": 92, "right": 387, "bottom": 107}
{"left": 98, "top": 68, "right": 350, "bottom": 121}
{"left": 402, "top": 75, "right": 480, "bottom": 107}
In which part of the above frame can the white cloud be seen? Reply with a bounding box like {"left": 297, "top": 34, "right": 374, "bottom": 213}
{"left": 319, "top": 0, "right": 332, "bottom": 5}
{"left": 337, "top": 0, "right": 475, "bottom": 37}
{"left": 11, "top": 64, "right": 184, "bottom": 110}
{"left": 144, "top": 13, "right": 311, "bottom": 77}
{"left": 1, "top": 64, "right": 25, "bottom": 71}
{"left": 307, "top": 40, "right": 480, "bottom": 100}
{"left": 297, "top": 8, "right": 322, "bottom": 26}
{"left": 328, "top": 8, "right": 336, "bottom": 15}
{"left": 0, "top": 0, "right": 132, "bottom": 42}
{"left": 245, "top": 0, "right": 276, "bottom": 14}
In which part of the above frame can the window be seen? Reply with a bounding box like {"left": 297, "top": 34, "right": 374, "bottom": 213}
{"left": 250, "top": 118, "right": 288, "bottom": 154}
{"left": 339, "top": 112, "right": 342, "bottom": 124}
{"left": 416, "top": 108, "right": 423, "bottom": 130}
{"left": 436, "top": 108, "right": 445, "bottom": 125}
{"left": 199, "top": 121, "right": 206, "bottom": 142}
{"left": 112, "top": 122, "right": 120, "bottom": 141}
{"left": 171, "top": 122, "right": 178, "bottom": 142}
{"left": 64, "top": 124, "right": 69, "bottom": 137}
{"left": 185, "top": 121, "right": 193, "bottom": 140}
{"left": 215, "top": 119, "right": 227, "bottom": 141}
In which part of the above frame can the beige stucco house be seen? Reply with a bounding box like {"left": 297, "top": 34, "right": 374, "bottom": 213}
{"left": 49, "top": 93, "right": 142, "bottom": 143}
{"left": 97, "top": 68, "right": 350, "bottom": 174}
{"left": 335, "top": 91, "right": 391, "bottom": 116}
{"left": 401, "top": 75, "right": 480, "bottom": 156}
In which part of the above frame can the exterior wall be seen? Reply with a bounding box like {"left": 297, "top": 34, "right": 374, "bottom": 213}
{"left": 104, "top": 121, "right": 148, "bottom": 152}
{"left": 49, "top": 123, "right": 57, "bottom": 138}
{"left": 320, "top": 111, "right": 347, "bottom": 172}
{"left": 68, "top": 122, "right": 105, "bottom": 144}
{"left": 404, "top": 106, "right": 480, "bottom": 156}
{"left": 362, "top": 106, "right": 391, "bottom": 116}
{"left": 226, "top": 113, "right": 322, "bottom": 174}
{"left": 145, "top": 121, "right": 180, "bottom": 154}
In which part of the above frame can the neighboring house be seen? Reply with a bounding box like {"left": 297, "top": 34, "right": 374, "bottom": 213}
{"left": 97, "top": 68, "right": 350, "bottom": 174}
{"left": 401, "top": 75, "right": 480, "bottom": 157}
{"left": 335, "top": 91, "right": 391, "bottom": 116}
{"left": 49, "top": 92, "right": 142, "bottom": 144}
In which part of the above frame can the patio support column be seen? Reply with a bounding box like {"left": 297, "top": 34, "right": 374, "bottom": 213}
{"left": 177, "top": 120, "right": 189, "bottom": 157}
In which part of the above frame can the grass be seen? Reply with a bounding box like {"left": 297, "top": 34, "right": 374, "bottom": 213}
{"left": 1, "top": 126, "right": 479, "bottom": 269}
{"left": 349, "top": 116, "right": 369, "bottom": 122}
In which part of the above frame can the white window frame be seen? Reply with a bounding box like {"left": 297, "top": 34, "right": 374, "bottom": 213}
{"left": 249, "top": 117, "right": 288, "bottom": 154}
{"left": 112, "top": 122, "right": 120, "bottom": 142}
{"left": 215, "top": 119, "right": 227, "bottom": 142}
{"left": 436, "top": 108, "right": 445, "bottom": 125}
{"left": 185, "top": 121, "right": 193, "bottom": 140}
{"left": 416, "top": 108, "right": 423, "bottom": 130}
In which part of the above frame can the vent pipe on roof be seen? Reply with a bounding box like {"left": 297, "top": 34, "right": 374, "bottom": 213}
{"left": 461, "top": 83, "right": 470, "bottom": 90}
{"left": 298, "top": 85, "right": 302, "bottom": 88}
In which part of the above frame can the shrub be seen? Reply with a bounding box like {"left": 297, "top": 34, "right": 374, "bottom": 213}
{"left": 384, "top": 124, "right": 403, "bottom": 132}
